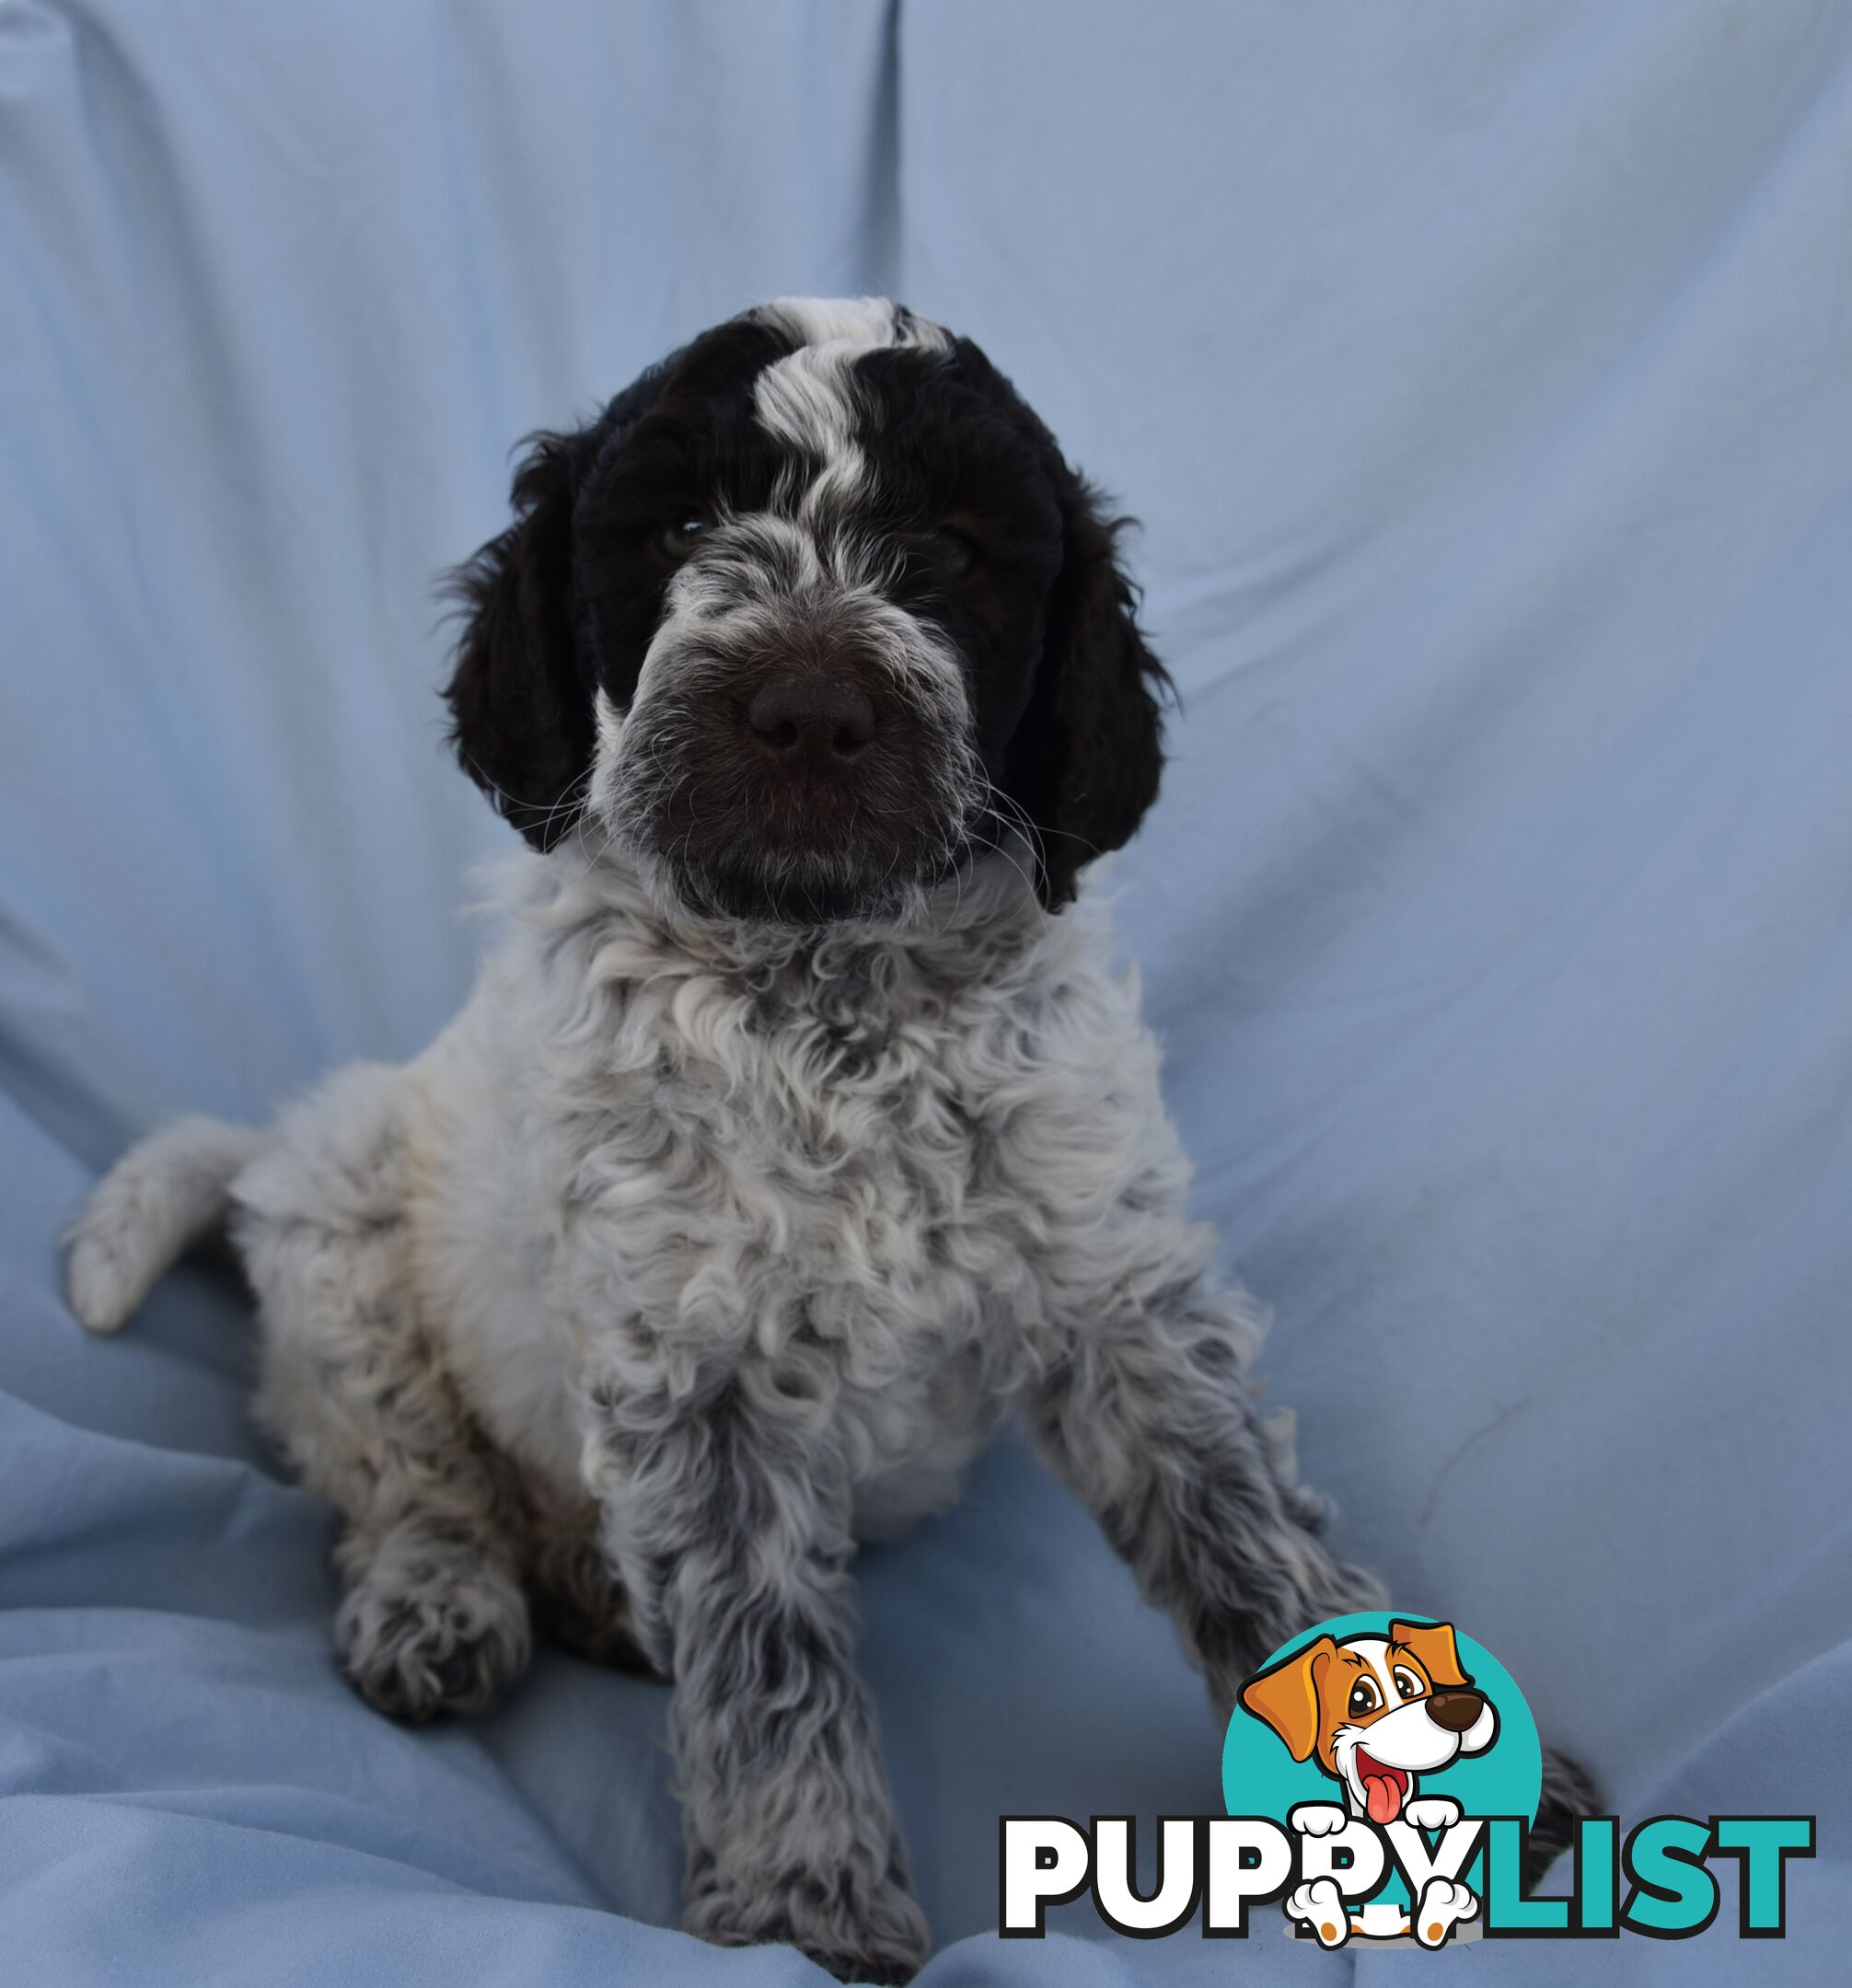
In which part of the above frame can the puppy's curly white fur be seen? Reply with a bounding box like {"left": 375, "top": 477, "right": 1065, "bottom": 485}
{"left": 67, "top": 298, "right": 1583, "bottom": 1981}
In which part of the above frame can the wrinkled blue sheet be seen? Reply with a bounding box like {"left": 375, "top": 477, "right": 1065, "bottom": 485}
{"left": 3, "top": 2, "right": 1848, "bottom": 1980}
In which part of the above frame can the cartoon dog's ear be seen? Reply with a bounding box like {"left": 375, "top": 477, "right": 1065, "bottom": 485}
{"left": 1238, "top": 1635, "right": 1338, "bottom": 1763}
{"left": 1390, "top": 1620, "right": 1473, "bottom": 1691}
{"left": 1006, "top": 465, "right": 1172, "bottom": 907}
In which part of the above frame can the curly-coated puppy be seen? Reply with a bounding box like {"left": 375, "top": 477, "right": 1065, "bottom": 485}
{"left": 67, "top": 297, "right": 1590, "bottom": 1981}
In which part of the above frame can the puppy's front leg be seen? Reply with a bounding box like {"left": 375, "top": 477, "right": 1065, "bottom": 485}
{"left": 1024, "top": 1272, "right": 1386, "bottom": 1717}
{"left": 590, "top": 1376, "right": 927, "bottom": 1984}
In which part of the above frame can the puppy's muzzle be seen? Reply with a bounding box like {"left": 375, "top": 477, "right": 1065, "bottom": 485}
{"left": 747, "top": 676, "right": 877, "bottom": 783}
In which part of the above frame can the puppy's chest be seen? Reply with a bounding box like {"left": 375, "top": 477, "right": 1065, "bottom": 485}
{"left": 561, "top": 973, "right": 1026, "bottom": 1347}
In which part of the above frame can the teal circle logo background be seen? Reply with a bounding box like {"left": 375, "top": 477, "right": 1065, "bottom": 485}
{"left": 1222, "top": 1613, "right": 1542, "bottom": 1907}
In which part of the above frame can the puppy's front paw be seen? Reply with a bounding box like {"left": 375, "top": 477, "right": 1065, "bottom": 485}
{"left": 1404, "top": 1795, "right": 1463, "bottom": 1832}
{"left": 1285, "top": 1877, "right": 1349, "bottom": 1948}
{"left": 336, "top": 1543, "right": 530, "bottom": 1722}
{"left": 1415, "top": 1875, "right": 1479, "bottom": 1947}
{"left": 1288, "top": 1801, "right": 1349, "bottom": 1837}
{"left": 686, "top": 1852, "right": 929, "bottom": 1984}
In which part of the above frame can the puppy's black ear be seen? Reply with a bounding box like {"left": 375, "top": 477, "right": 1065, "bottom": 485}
{"left": 443, "top": 422, "right": 608, "bottom": 850}
{"left": 1007, "top": 468, "right": 1171, "bottom": 907}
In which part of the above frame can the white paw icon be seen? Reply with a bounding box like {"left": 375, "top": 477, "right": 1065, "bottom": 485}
{"left": 1287, "top": 1877, "right": 1349, "bottom": 1948}
{"left": 1287, "top": 1801, "right": 1349, "bottom": 1838}
{"left": 1414, "top": 1875, "right": 1479, "bottom": 1948}
{"left": 1404, "top": 1795, "right": 1463, "bottom": 1832}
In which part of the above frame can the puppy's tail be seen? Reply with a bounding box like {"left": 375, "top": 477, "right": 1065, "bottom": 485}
{"left": 64, "top": 1116, "right": 265, "bottom": 1334}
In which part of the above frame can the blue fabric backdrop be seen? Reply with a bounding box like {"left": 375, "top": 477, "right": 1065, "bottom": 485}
{"left": 2, "top": 2, "right": 1847, "bottom": 1980}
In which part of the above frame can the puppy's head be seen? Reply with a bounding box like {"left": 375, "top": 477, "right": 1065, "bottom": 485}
{"left": 1238, "top": 1620, "right": 1499, "bottom": 1825}
{"left": 444, "top": 297, "right": 1168, "bottom": 924}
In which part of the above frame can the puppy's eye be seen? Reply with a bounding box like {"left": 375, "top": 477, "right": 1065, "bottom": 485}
{"left": 658, "top": 514, "right": 707, "bottom": 561}
{"left": 1393, "top": 1667, "right": 1424, "bottom": 1701}
{"left": 932, "top": 527, "right": 980, "bottom": 578}
{"left": 1348, "top": 1679, "right": 1381, "bottom": 1718}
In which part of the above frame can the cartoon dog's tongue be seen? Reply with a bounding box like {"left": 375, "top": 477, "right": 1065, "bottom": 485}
{"left": 1355, "top": 1750, "right": 1407, "bottom": 1824}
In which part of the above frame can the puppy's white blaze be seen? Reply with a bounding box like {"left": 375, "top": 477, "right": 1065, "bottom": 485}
{"left": 747, "top": 296, "right": 950, "bottom": 514}
{"left": 753, "top": 295, "right": 951, "bottom": 353}
{"left": 755, "top": 295, "right": 897, "bottom": 348}
{"left": 752, "top": 346, "right": 866, "bottom": 496}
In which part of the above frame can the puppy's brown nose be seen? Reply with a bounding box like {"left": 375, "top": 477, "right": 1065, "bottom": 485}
{"left": 747, "top": 677, "right": 876, "bottom": 779}
{"left": 1427, "top": 1690, "right": 1486, "bottom": 1732}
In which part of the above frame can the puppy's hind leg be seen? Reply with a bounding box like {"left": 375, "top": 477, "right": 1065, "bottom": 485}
{"left": 527, "top": 1501, "right": 661, "bottom": 1676}
{"left": 233, "top": 1066, "right": 532, "bottom": 1722}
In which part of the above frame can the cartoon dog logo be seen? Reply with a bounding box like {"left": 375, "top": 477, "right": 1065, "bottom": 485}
{"left": 1239, "top": 1618, "right": 1499, "bottom": 1947}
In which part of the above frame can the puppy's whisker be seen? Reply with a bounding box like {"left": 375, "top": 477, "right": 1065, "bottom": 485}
{"left": 965, "top": 828, "right": 1044, "bottom": 925}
